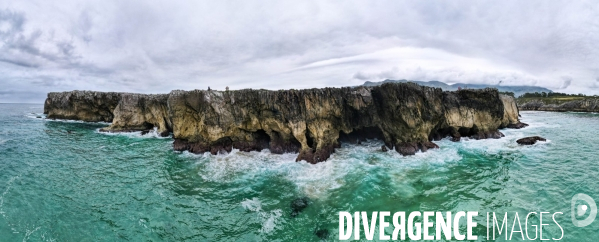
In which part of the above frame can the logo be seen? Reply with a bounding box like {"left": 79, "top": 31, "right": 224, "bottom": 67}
{"left": 571, "top": 193, "right": 597, "bottom": 227}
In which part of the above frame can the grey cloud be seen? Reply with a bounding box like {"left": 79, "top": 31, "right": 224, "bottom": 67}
{"left": 0, "top": 57, "right": 38, "bottom": 68}
{"left": 2, "top": 1, "right": 599, "bottom": 103}
{"left": 560, "top": 76, "right": 573, "bottom": 89}
{"left": 0, "top": 9, "right": 81, "bottom": 69}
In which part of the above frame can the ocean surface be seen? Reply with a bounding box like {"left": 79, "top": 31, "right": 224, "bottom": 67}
{"left": 1, "top": 103, "right": 598, "bottom": 241}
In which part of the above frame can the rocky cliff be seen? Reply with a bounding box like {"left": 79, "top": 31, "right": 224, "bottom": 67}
{"left": 44, "top": 91, "right": 122, "bottom": 122}
{"left": 519, "top": 98, "right": 599, "bottom": 112}
{"left": 44, "top": 83, "right": 525, "bottom": 163}
{"left": 100, "top": 94, "right": 172, "bottom": 136}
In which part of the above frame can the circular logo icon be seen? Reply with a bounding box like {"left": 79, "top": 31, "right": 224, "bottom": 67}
{"left": 571, "top": 193, "right": 597, "bottom": 227}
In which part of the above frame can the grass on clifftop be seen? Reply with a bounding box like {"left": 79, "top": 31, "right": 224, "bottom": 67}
{"left": 516, "top": 96, "right": 590, "bottom": 105}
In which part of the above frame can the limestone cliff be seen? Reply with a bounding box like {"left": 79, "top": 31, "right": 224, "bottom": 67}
{"left": 44, "top": 83, "right": 525, "bottom": 163}
{"left": 100, "top": 94, "right": 172, "bottom": 136}
{"left": 44, "top": 91, "right": 122, "bottom": 122}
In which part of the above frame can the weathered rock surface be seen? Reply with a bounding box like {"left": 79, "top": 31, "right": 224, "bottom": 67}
{"left": 507, "top": 122, "right": 529, "bottom": 129}
{"left": 516, "top": 136, "right": 546, "bottom": 145}
{"left": 44, "top": 83, "right": 526, "bottom": 163}
{"left": 100, "top": 94, "right": 172, "bottom": 136}
{"left": 44, "top": 91, "right": 122, "bottom": 122}
{"left": 519, "top": 98, "right": 599, "bottom": 112}
{"left": 44, "top": 91, "right": 172, "bottom": 136}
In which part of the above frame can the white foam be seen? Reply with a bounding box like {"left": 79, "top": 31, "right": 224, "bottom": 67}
{"left": 0, "top": 175, "right": 20, "bottom": 218}
{"left": 260, "top": 209, "right": 283, "bottom": 234}
{"left": 95, "top": 127, "right": 171, "bottom": 139}
{"left": 191, "top": 139, "right": 464, "bottom": 200}
{"left": 0, "top": 139, "right": 7, "bottom": 145}
{"left": 241, "top": 197, "right": 262, "bottom": 212}
{"left": 44, "top": 118, "right": 111, "bottom": 125}
{"left": 24, "top": 113, "right": 46, "bottom": 120}
{"left": 22, "top": 226, "right": 41, "bottom": 242}
{"left": 240, "top": 198, "right": 284, "bottom": 234}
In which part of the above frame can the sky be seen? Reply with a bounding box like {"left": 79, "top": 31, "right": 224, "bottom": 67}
{"left": 1, "top": 1, "right": 599, "bottom": 103}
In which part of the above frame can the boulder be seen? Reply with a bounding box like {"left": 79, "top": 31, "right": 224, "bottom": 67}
{"left": 517, "top": 136, "right": 546, "bottom": 145}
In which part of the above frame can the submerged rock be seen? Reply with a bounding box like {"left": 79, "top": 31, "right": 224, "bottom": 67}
{"left": 314, "top": 229, "right": 329, "bottom": 239}
{"left": 507, "top": 122, "right": 529, "bottom": 129}
{"left": 381, "top": 145, "right": 388, "bottom": 152}
{"left": 517, "top": 136, "right": 546, "bottom": 145}
{"left": 395, "top": 142, "right": 439, "bottom": 156}
{"left": 290, "top": 197, "right": 309, "bottom": 217}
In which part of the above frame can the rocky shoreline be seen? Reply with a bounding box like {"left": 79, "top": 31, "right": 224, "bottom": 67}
{"left": 44, "top": 83, "right": 526, "bottom": 163}
{"left": 519, "top": 98, "right": 599, "bottom": 112}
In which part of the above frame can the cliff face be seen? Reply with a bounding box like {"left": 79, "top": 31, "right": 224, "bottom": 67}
{"left": 520, "top": 99, "right": 599, "bottom": 112}
{"left": 100, "top": 94, "right": 172, "bottom": 136}
{"left": 44, "top": 83, "right": 525, "bottom": 163}
{"left": 44, "top": 91, "right": 122, "bottom": 122}
{"left": 44, "top": 91, "right": 172, "bottom": 135}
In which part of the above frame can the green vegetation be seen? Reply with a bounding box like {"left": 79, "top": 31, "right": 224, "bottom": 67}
{"left": 499, "top": 91, "right": 515, "bottom": 97}
{"left": 520, "top": 92, "right": 585, "bottom": 98}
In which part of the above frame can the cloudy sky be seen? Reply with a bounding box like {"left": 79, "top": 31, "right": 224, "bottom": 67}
{"left": 1, "top": 1, "right": 599, "bottom": 103}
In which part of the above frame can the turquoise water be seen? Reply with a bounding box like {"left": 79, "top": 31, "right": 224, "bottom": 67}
{"left": 0, "top": 103, "right": 598, "bottom": 241}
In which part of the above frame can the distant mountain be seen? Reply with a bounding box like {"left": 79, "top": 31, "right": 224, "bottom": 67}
{"left": 363, "top": 79, "right": 553, "bottom": 97}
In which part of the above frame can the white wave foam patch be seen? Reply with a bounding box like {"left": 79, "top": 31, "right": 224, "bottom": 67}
{"left": 241, "top": 198, "right": 284, "bottom": 234}
{"left": 195, "top": 147, "right": 358, "bottom": 199}
{"left": 196, "top": 149, "right": 298, "bottom": 183}
{"left": 517, "top": 120, "right": 561, "bottom": 130}
{"left": 44, "top": 118, "right": 111, "bottom": 125}
{"left": 191, "top": 140, "right": 463, "bottom": 199}
{"left": 454, "top": 135, "right": 517, "bottom": 154}
{"left": 0, "top": 139, "right": 7, "bottom": 145}
{"left": 0, "top": 175, "right": 20, "bottom": 218}
{"left": 441, "top": 129, "right": 552, "bottom": 157}
{"left": 24, "top": 113, "right": 46, "bottom": 120}
{"left": 95, "top": 127, "right": 171, "bottom": 139}
{"left": 518, "top": 112, "right": 562, "bottom": 129}
{"left": 379, "top": 140, "right": 461, "bottom": 198}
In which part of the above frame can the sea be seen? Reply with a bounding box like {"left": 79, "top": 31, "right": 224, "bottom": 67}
{"left": 0, "top": 103, "right": 598, "bottom": 241}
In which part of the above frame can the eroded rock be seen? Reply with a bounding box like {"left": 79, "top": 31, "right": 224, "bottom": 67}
{"left": 507, "top": 122, "right": 529, "bottom": 129}
{"left": 517, "top": 136, "right": 546, "bottom": 145}
{"left": 44, "top": 91, "right": 121, "bottom": 122}
{"left": 100, "top": 93, "right": 172, "bottom": 136}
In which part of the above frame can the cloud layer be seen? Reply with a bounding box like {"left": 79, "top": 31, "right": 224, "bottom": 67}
{"left": 1, "top": 0, "right": 599, "bottom": 102}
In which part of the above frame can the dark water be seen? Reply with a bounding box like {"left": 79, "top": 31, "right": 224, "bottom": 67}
{"left": 1, "top": 103, "right": 598, "bottom": 241}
